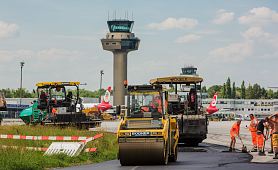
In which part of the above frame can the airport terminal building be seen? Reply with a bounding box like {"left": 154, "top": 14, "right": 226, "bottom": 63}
{"left": 1, "top": 97, "right": 278, "bottom": 119}
{"left": 202, "top": 98, "right": 278, "bottom": 120}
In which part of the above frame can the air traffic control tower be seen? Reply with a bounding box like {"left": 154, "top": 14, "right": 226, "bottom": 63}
{"left": 101, "top": 20, "right": 140, "bottom": 106}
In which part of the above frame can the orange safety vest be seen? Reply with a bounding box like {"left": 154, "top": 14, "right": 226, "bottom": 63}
{"left": 52, "top": 108, "right": 57, "bottom": 116}
{"left": 230, "top": 122, "right": 240, "bottom": 137}
{"left": 249, "top": 117, "right": 258, "bottom": 132}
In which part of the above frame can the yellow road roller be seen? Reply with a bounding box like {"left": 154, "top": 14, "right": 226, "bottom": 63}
{"left": 117, "top": 85, "right": 179, "bottom": 165}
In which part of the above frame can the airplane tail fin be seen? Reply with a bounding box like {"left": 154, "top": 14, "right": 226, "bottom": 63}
{"left": 98, "top": 86, "right": 113, "bottom": 112}
{"left": 206, "top": 93, "right": 219, "bottom": 115}
{"left": 103, "top": 86, "right": 112, "bottom": 103}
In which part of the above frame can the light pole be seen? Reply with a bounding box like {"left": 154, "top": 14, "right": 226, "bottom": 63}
{"left": 19, "top": 61, "right": 25, "bottom": 108}
{"left": 99, "top": 70, "right": 104, "bottom": 103}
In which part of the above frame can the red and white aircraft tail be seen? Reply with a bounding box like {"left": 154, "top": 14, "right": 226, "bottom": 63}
{"left": 206, "top": 93, "right": 219, "bottom": 115}
{"left": 97, "top": 86, "right": 112, "bottom": 112}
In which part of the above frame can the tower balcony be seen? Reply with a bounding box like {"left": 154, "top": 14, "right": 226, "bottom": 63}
{"left": 101, "top": 38, "right": 140, "bottom": 52}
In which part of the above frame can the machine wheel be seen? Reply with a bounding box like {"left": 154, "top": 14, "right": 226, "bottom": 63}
{"left": 169, "top": 145, "right": 178, "bottom": 162}
{"left": 120, "top": 158, "right": 129, "bottom": 166}
{"left": 190, "top": 141, "right": 199, "bottom": 147}
{"left": 184, "top": 142, "right": 199, "bottom": 147}
{"left": 184, "top": 139, "right": 202, "bottom": 147}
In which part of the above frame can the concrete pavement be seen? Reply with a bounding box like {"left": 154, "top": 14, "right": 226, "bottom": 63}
{"left": 206, "top": 121, "right": 277, "bottom": 163}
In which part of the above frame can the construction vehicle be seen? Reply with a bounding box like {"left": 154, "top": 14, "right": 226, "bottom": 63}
{"left": 0, "top": 92, "right": 7, "bottom": 111}
{"left": 81, "top": 86, "right": 114, "bottom": 120}
{"left": 150, "top": 66, "right": 207, "bottom": 146}
{"left": 117, "top": 85, "right": 179, "bottom": 165}
{"left": 19, "top": 82, "right": 101, "bottom": 128}
{"left": 0, "top": 93, "right": 7, "bottom": 124}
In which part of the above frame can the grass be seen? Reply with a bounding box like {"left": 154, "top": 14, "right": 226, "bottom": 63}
{"left": 0, "top": 125, "right": 118, "bottom": 170}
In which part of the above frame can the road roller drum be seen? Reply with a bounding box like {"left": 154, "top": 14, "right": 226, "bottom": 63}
{"left": 119, "top": 139, "right": 166, "bottom": 165}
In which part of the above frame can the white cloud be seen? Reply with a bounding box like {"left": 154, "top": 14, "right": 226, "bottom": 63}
{"left": 148, "top": 17, "right": 198, "bottom": 30}
{"left": 37, "top": 48, "right": 81, "bottom": 60}
{"left": 194, "top": 30, "right": 220, "bottom": 35}
{"left": 209, "top": 24, "right": 278, "bottom": 63}
{"left": 269, "top": 36, "right": 278, "bottom": 48}
{"left": 55, "top": 35, "right": 96, "bottom": 41}
{"left": 0, "top": 21, "right": 19, "bottom": 39}
{"left": 241, "top": 26, "right": 270, "bottom": 39}
{"left": 239, "top": 7, "right": 278, "bottom": 26}
{"left": 0, "top": 48, "right": 81, "bottom": 64}
{"left": 0, "top": 50, "right": 33, "bottom": 63}
{"left": 241, "top": 27, "right": 278, "bottom": 49}
{"left": 175, "top": 34, "right": 201, "bottom": 43}
{"left": 213, "top": 9, "right": 234, "bottom": 24}
{"left": 209, "top": 41, "right": 253, "bottom": 62}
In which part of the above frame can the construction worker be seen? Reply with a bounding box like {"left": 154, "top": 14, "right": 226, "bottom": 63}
{"left": 248, "top": 114, "right": 258, "bottom": 152}
{"left": 0, "top": 114, "right": 2, "bottom": 125}
{"left": 229, "top": 120, "right": 241, "bottom": 152}
{"left": 256, "top": 117, "right": 269, "bottom": 156}
{"left": 267, "top": 113, "right": 278, "bottom": 159}
{"left": 268, "top": 118, "right": 274, "bottom": 154}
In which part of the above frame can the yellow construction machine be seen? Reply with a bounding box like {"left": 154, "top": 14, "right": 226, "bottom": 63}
{"left": 117, "top": 85, "right": 179, "bottom": 165}
{"left": 150, "top": 66, "right": 207, "bottom": 146}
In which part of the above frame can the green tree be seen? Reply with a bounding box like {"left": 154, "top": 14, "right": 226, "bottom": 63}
{"left": 261, "top": 88, "right": 267, "bottom": 99}
{"left": 274, "top": 90, "right": 278, "bottom": 99}
{"left": 226, "top": 77, "right": 231, "bottom": 98}
{"left": 236, "top": 87, "right": 241, "bottom": 99}
{"left": 207, "top": 85, "right": 221, "bottom": 98}
{"left": 78, "top": 89, "right": 105, "bottom": 98}
{"left": 232, "top": 82, "right": 236, "bottom": 99}
{"left": 201, "top": 86, "right": 207, "bottom": 93}
{"left": 241, "top": 81, "right": 246, "bottom": 99}
{"left": 253, "top": 83, "right": 261, "bottom": 99}
{"left": 0, "top": 88, "right": 34, "bottom": 98}
{"left": 0, "top": 88, "right": 13, "bottom": 98}
{"left": 13, "top": 88, "right": 34, "bottom": 98}
{"left": 246, "top": 84, "right": 254, "bottom": 99}
{"left": 221, "top": 83, "right": 226, "bottom": 98}
{"left": 267, "top": 89, "right": 274, "bottom": 99}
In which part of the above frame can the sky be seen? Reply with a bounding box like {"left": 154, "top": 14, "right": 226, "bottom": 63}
{"left": 0, "top": 0, "right": 277, "bottom": 91}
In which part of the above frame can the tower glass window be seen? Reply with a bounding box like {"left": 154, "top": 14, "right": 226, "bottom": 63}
{"left": 107, "top": 20, "right": 134, "bottom": 33}
{"left": 181, "top": 67, "right": 197, "bottom": 75}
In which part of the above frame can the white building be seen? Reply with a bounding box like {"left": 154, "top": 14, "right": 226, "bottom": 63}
{"left": 202, "top": 98, "right": 278, "bottom": 120}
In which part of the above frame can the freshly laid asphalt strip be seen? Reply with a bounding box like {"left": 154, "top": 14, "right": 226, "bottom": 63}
{"left": 59, "top": 121, "right": 277, "bottom": 170}
{"left": 58, "top": 143, "right": 276, "bottom": 170}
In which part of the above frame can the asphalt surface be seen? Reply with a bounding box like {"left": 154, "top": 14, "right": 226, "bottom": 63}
{"left": 59, "top": 121, "right": 278, "bottom": 170}
{"left": 59, "top": 142, "right": 277, "bottom": 170}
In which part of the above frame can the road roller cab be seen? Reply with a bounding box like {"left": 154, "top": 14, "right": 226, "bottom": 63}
{"left": 117, "top": 85, "right": 179, "bottom": 165}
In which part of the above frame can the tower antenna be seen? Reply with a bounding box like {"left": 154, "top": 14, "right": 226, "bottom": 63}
{"left": 132, "top": 11, "right": 133, "bottom": 20}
